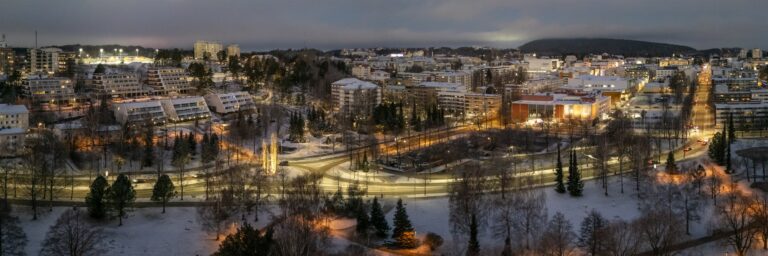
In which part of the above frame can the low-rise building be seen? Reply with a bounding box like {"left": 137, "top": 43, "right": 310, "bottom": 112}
{"left": 114, "top": 100, "right": 167, "bottom": 125}
{"left": 92, "top": 72, "right": 143, "bottom": 98}
{"left": 510, "top": 93, "right": 611, "bottom": 123}
{"left": 0, "top": 104, "right": 29, "bottom": 153}
{"left": 565, "top": 75, "right": 637, "bottom": 104}
{"left": 147, "top": 67, "right": 193, "bottom": 96}
{"left": 161, "top": 97, "right": 211, "bottom": 122}
{"left": 204, "top": 91, "right": 256, "bottom": 114}
{"left": 715, "top": 102, "right": 768, "bottom": 128}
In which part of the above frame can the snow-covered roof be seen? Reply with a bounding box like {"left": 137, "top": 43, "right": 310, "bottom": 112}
{"left": 0, "top": 104, "right": 28, "bottom": 115}
{"left": 333, "top": 78, "right": 378, "bottom": 90}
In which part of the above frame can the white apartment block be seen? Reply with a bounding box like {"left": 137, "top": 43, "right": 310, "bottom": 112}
{"left": 204, "top": 91, "right": 256, "bottom": 114}
{"left": 114, "top": 100, "right": 167, "bottom": 125}
{"left": 194, "top": 40, "right": 223, "bottom": 60}
{"left": 432, "top": 71, "right": 472, "bottom": 88}
{"left": 331, "top": 78, "right": 381, "bottom": 114}
{"left": 524, "top": 55, "right": 563, "bottom": 73}
{"left": 161, "top": 97, "right": 211, "bottom": 122}
{"left": 753, "top": 48, "right": 763, "bottom": 59}
{"left": 92, "top": 72, "right": 143, "bottom": 98}
{"left": 0, "top": 104, "right": 29, "bottom": 153}
{"left": 351, "top": 65, "right": 371, "bottom": 80}
{"left": 147, "top": 67, "right": 193, "bottom": 96}
{"left": 24, "top": 77, "right": 77, "bottom": 105}
{"left": 28, "top": 48, "right": 62, "bottom": 74}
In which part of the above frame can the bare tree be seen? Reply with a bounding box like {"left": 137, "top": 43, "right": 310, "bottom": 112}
{"left": 601, "top": 220, "right": 640, "bottom": 256}
{"left": 449, "top": 165, "right": 489, "bottom": 237}
{"left": 197, "top": 188, "right": 237, "bottom": 240}
{"left": 753, "top": 195, "right": 768, "bottom": 250}
{"left": 39, "top": 208, "right": 104, "bottom": 256}
{"left": 716, "top": 189, "right": 757, "bottom": 256}
{"left": 272, "top": 174, "right": 329, "bottom": 256}
{"left": 635, "top": 208, "right": 683, "bottom": 256}
{"left": 537, "top": 212, "right": 575, "bottom": 256}
{"left": 0, "top": 202, "right": 27, "bottom": 256}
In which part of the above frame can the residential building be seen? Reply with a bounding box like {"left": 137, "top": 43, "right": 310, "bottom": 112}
{"left": 331, "top": 78, "right": 381, "bottom": 115}
{"left": 24, "top": 77, "right": 77, "bottom": 105}
{"left": 114, "top": 100, "right": 167, "bottom": 125}
{"left": 146, "top": 67, "right": 193, "bottom": 96}
{"left": 204, "top": 91, "right": 256, "bottom": 114}
{"left": 0, "top": 35, "right": 12, "bottom": 76}
{"left": 28, "top": 48, "right": 62, "bottom": 74}
{"left": 92, "top": 72, "right": 143, "bottom": 98}
{"left": 161, "top": 97, "right": 211, "bottom": 122}
{"left": 370, "top": 70, "right": 391, "bottom": 82}
{"left": 714, "top": 102, "right": 768, "bottom": 128}
{"left": 0, "top": 104, "right": 28, "bottom": 153}
{"left": 432, "top": 71, "right": 472, "bottom": 87}
{"left": 407, "top": 82, "right": 466, "bottom": 109}
{"left": 194, "top": 40, "right": 223, "bottom": 60}
{"left": 510, "top": 93, "right": 611, "bottom": 122}
{"left": 752, "top": 48, "right": 763, "bottom": 59}
{"left": 524, "top": 55, "right": 562, "bottom": 73}
{"left": 465, "top": 93, "right": 501, "bottom": 117}
{"left": 351, "top": 65, "right": 371, "bottom": 79}
{"left": 654, "top": 67, "right": 678, "bottom": 81}
{"left": 226, "top": 44, "right": 240, "bottom": 58}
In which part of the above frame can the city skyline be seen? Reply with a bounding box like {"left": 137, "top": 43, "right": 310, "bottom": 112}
{"left": 1, "top": 0, "right": 767, "bottom": 51}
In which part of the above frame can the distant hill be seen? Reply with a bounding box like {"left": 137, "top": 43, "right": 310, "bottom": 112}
{"left": 519, "top": 38, "right": 697, "bottom": 57}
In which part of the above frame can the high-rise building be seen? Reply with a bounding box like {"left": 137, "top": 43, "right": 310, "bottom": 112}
{"left": 331, "top": 78, "right": 381, "bottom": 115}
{"left": 28, "top": 47, "right": 62, "bottom": 74}
{"left": 226, "top": 44, "right": 240, "bottom": 58}
{"left": 752, "top": 48, "right": 763, "bottom": 59}
{"left": 739, "top": 49, "right": 749, "bottom": 59}
{"left": 194, "top": 40, "right": 223, "bottom": 60}
{"left": 0, "top": 34, "right": 13, "bottom": 76}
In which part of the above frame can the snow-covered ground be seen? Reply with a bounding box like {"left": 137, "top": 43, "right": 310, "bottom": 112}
{"left": 15, "top": 206, "right": 277, "bottom": 256}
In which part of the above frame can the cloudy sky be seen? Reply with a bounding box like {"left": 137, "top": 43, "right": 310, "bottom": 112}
{"left": 1, "top": 0, "right": 766, "bottom": 51}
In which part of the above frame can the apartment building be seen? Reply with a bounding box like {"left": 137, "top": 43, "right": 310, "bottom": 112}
{"left": 161, "top": 97, "right": 211, "bottom": 122}
{"left": 465, "top": 93, "right": 501, "bottom": 117}
{"left": 331, "top": 78, "right": 381, "bottom": 115}
{"left": 24, "top": 77, "right": 77, "bottom": 105}
{"left": 114, "top": 100, "right": 167, "bottom": 125}
{"left": 226, "top": 44, "right": 240, "bottom": 58}
{"left": 0, "top": 104, "right": 29, "bottom": 153}
{"left": 204, "top": 91, "right": 256, "bottom": 114}
{"left": 194, "top": 40, "right": 223, "bottom": 60}
{"left": 92, "top": 72, "right": 143, "bottom": 98}
{"left": 0, "top": 35, "right": 12, "bottom": 76}
{"left": 146, "top": 67, "right": 193, "bottom": 96}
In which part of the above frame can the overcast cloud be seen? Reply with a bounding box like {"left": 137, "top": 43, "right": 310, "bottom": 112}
{"left": 1, "top": 0, "right": 766, "bottom": 51}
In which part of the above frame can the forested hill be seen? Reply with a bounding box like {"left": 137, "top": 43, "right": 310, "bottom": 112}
{"left": 519, "top": 38, "right": 697, "bottom": 57}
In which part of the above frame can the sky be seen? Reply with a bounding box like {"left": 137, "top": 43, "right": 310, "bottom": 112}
{"left": 1, "top": 0, "right": 767, "bottom": 51}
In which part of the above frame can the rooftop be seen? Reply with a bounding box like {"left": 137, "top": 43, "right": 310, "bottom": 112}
{"left": 333, "top": 78, "right": 379, "bottom": 90}
{"left": 0, "top": 104, "right": 28, "bottom": 114}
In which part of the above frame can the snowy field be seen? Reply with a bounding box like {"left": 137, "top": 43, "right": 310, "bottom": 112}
{"left": 15, "top": 206, "right": 277, "bottom": 256}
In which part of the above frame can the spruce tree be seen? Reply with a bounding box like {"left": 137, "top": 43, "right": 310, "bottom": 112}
{"left": 466, "top": 214, "right": 480, "bottom": 256}
{"left": 213, "top": 223, "right": 273, "bottom": 256}
{"left": 188, "top": 132, "right": 197, "bottom": 156}
{"left": 728, "top": 113, "right": 736, "bottom": 144}
{"left": 567, "top": 151, "right": 584, "bottom": 197}
{"left": 555, "top": 146, "right": 566, "bottom": 193}
{"left": 151, "top": 174, "right": 176, "bottom": 213}
{"left": 108, "top": 174, "right": 136, "bottom": 226}
{"left": 142, "top": 126, "right": 154, "bottom": 167}
{"left": 370, "top": 197, "right": 390, "bottom": 237}
{"left": 355, "top": 204, "right": 370, "bottom": 235}
{"left": 725, "top": 141, "right": 732, "bottom": 173}
{"left": 666, "top": 151, "right": 678, "bottom": 174}
{"left": 392, "top": 199, "right": 418, "bottom": 248}
{"left": 85, "top": 175, "right": 109, "bottom": 219}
